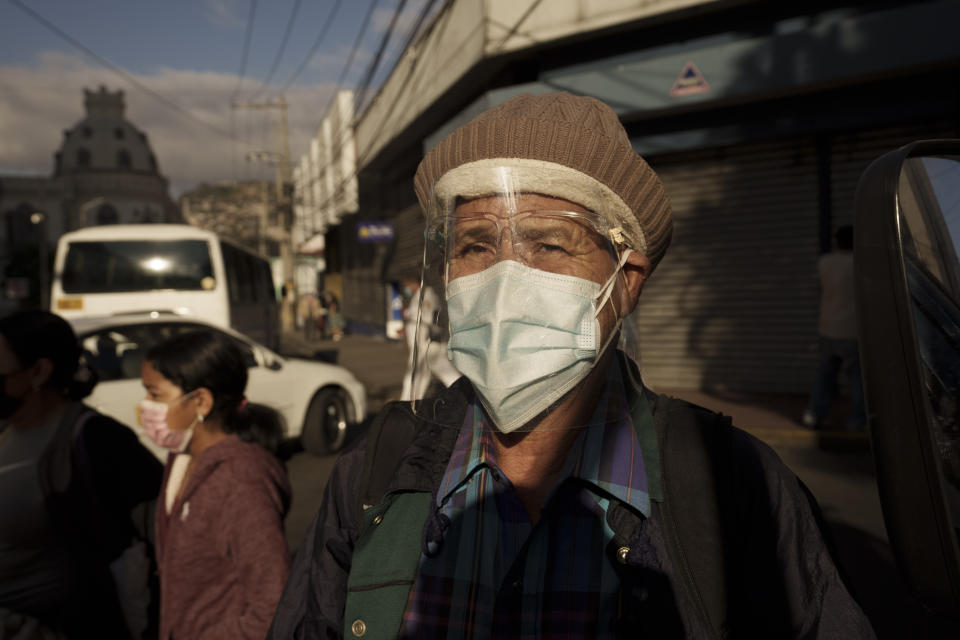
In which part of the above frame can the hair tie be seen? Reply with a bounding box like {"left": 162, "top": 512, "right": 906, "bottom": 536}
{"left": 238, "top": 397, "right": 249, "bottom": 412}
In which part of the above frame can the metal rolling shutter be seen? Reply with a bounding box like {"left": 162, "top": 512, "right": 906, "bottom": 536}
{"left": 830, "top": 122, "right": 956, "bottom": 235}
{"left": 636, "top": 139, "right": 821, "bottom": 393}
{"left": 386, "top": 203, "right": 425, "bottom": 282}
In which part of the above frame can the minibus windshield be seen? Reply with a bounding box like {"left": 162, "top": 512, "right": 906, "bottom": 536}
{"left": 62, "top": 240, "right": 214, "bottom": 293}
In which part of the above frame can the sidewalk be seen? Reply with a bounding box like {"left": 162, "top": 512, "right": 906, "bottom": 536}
{"left": 279, "top": 331, "right": 869, "bottom": 450}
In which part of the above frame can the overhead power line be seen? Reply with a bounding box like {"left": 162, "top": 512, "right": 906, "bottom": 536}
{"left": 280, "top": 0, "right": 344, "bottom": 93}
{"left": 9, "top": 0, "right": 240, "bottom": 143}
{"left": 298, "top": 0, "right": 450, "bottom": 238}
{"left": 354, "top": 0, "right": 409, "bottom": 110}
{"left": 231, "top": 0, "right": 260, "bottom": 102}
{"left": 355, "top": 0, "right": 439, "bottom": 116}
{"left": 311, "top": 0, "right": 382, "bottom": 133}
{"left": 249, "top": 0, "right": 304, "bottom": 99}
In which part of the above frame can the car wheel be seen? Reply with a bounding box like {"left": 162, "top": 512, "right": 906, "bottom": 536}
{"left": 301, "top": 387, "right": 350, "bottom": 455}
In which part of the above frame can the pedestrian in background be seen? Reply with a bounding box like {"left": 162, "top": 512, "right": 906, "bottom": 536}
{"left": 141, "top": 330, "right": 290, "bottom": 640}
{"left": 327, "top": 298, "right": 346, "bottom": 341}
{"left": 399, "top": 276, "right": 461, "bottom": 400}
{"left": 803, "top": 225, "right": 866, "bottom": 430}
{"left": 0, "top": 310, "right": 161, "bottom": 639}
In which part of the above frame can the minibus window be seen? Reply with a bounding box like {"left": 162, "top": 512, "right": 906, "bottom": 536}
{"left": 62, "top": 240, "right": 214, "bottom": 293}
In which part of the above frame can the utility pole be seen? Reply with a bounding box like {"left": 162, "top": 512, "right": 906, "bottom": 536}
{"left": 233, "top": 98, "right": 296, "bottom": 331}
{"left": 232, "top": 99, "right": 293, "bottom": 274}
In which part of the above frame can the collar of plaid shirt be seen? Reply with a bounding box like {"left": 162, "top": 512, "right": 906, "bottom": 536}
{"left": 436, "top": 356, "right": 662, "bottom": 521}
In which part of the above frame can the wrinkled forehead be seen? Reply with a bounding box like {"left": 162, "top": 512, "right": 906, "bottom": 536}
{"left": 453, "top": 192, "right": 594, "bottom": 218}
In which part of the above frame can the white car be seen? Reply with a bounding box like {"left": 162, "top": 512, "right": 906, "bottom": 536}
{"left": 71, "top": 314, "right": 366, "bottom": 459}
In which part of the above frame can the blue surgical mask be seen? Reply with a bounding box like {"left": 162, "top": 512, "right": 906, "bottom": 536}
{"left": 445, "top": 253, "right": 629, "bottom": 433}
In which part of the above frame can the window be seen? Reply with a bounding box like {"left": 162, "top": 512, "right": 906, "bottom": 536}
{"left": 96, "top": 204, "right": 119, "bottom": 225}
{"left": 117, "top": 149, "right": 132, "bottom": 169}
{"left": 220, "top": 241, "right": 242, "bottom": 304}
{"left": 237, "top": 252, "right": 255, "bottom": 303}
{"left": 114, "top": 127, "right": 125, "bottom": 140}
{"left": 82, "top": 126, "right": 93, "bottom": 138}
{"left": 259, "top": 260, "right": 277, "bottom": 303}
{"left": 79, "top": 322, "right": 257, "bottom": 381}
{"left": 77, "top": 148, "right": 91, "bottom": 167}
{"left": 63, "top": 240, "right": 214, "bottom": 293}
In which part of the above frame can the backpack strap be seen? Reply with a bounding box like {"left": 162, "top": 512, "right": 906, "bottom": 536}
{"left": 356, "top": 380, "right": 472, "bottom": 526}
{"left": 38, "top": 402, "right": 93, "bottom": 499}
{"left": 651, "top": 393, "right": 734, "bottom": 640}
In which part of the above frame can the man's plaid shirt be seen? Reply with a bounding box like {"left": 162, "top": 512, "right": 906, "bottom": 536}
{"left": 399, "top": 363, "right": 661, "bottom": 639}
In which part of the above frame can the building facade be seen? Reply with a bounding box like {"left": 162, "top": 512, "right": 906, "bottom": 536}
{"left": 294, "top": 0, "right": 960, "bottom": 393}
{"left": 0, "top": 86, "right": 179, "bottom": 310}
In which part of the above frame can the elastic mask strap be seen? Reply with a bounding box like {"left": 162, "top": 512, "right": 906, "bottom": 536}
{"left": 594, "top": 248, "right": 634, "bottom": 319}
{"left": 592, "top": 247, "right": 634, "bottom": 363}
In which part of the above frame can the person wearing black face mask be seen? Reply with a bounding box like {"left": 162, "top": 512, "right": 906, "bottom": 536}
{"left": 0, "top": 310, "right": 162, "bottom": 639}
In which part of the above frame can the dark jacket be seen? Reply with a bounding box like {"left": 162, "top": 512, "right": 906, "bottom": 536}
{"left": 269, "top": 382, "right": 875, "bottom": 639}
{"left": 39, "top": 402, "right": 163, "bottom": 638}
{"left": 156, "top": 434, "right": 292, "bottom": 640}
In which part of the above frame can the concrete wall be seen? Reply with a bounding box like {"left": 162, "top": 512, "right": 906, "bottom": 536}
{"left": 354, "top": 0, "right": 721, "bottom": 166}
{"left": 485, "top": 0, "right": 723, "bottom": 54}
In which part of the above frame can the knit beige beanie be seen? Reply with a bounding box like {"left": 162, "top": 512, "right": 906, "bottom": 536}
{"left": 414, "top": 92, "right": 673, "bottom": 271}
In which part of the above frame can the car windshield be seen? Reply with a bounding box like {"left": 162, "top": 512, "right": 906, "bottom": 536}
{"left": 63, "top": 240, "right": 214, "bottom": 293}
{"left": 80, "top": 322, "right": 257, "bottom": 381}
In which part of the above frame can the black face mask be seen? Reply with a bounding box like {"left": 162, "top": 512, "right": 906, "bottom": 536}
{"left": 0, "top": 372, "right": 26, "bottom": 420}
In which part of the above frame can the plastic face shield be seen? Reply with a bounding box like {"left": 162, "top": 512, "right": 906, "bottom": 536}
{"left": 411, "top": 164, "right": 645, "bottom": 433}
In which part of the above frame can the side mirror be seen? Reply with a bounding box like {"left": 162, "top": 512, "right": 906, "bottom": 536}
{"left": 855, "top": 141, "right": 960, "bottom": 619}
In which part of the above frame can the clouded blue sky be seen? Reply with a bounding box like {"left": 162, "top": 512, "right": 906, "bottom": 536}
{"left": 0, "top": 0, "right": 434, "bottom": 193}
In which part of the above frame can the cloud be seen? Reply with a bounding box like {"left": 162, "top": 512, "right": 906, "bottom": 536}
{"left": 0, "top": 51, "right": 335, "bottom": 196}
{"left": 203, "top": 0, "right": 246, "bottom": 30}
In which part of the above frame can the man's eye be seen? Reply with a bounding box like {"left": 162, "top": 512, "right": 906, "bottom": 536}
{"left": 537, "top": 243, "right": 566, "bottom": 253}
{"left": 457, "top": 243, "right": 493, "bottom": 256}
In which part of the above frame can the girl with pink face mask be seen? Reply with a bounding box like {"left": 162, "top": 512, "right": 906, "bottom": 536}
{"left": 140, "top": 329, "right": 291, "bottom": 640}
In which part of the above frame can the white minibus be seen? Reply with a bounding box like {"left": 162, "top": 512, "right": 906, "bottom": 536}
{"left": 50, "top": 224, "right": 280, "bottom": 349}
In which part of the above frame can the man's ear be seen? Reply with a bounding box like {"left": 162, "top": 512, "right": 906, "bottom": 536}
{"left": 618, "top": 251, "right": 652, "bottom": 315}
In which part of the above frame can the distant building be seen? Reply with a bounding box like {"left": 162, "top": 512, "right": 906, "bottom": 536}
{"left": 180, "top": 180, "right": 273, "bottom": 255}
{"left": 0, "top": 85, "right": 179, "bottom": 309}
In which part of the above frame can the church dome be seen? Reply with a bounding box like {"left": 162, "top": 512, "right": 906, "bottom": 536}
{"left": 56, "top": 86, "right": 160, "bottom": 175}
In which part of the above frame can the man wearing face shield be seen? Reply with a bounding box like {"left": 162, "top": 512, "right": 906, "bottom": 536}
{"left": 269, "top": 93, "right": 874, "bottom": 639}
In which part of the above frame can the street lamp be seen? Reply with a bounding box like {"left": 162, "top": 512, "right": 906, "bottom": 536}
{"left": 30, "top": 212, "right": 49, "bottom": 310}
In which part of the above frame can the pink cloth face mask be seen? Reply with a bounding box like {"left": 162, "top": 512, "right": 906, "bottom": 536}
{"left": 138, "top": 392, "right": 198, "bottom": 452}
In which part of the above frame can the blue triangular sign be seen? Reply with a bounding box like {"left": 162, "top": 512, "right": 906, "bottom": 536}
{"left": 670, "top": 61, "right": 710, "bottom": 97}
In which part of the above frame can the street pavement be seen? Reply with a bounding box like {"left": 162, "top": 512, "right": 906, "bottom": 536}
{"left": 277, "top": 330, "right": 958, "bottom": 638}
